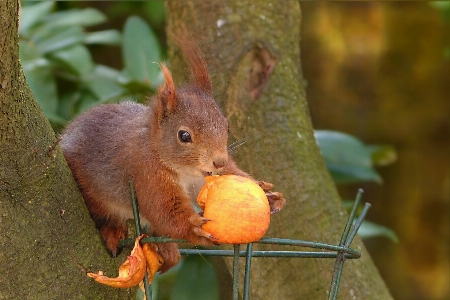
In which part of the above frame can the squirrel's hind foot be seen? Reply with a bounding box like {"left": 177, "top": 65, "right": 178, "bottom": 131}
{"left": 98, "top": 224, "right": 127, "bottom": 257}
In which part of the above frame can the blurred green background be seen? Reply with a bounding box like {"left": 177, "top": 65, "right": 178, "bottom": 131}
{"left": 19, "top": 1, "right": 449, "bottom": 300}
{"left": 301, "top": 3, "right": 449, "bottom": 300}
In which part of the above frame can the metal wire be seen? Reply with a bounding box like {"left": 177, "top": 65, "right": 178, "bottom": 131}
{"left": 328, "top": 189, "right": 368, "bottom": 300}
{"left": 121, "top": 183, "right": 369, "bottom": 300}
{"left": 129, "top": 180, "right": 152, "bottom": 300}
{"left": 233, "top": 245, "right": 240, "bottom": 300}
{"left": 243, "top": 243, "right": 253, "bottom": 300}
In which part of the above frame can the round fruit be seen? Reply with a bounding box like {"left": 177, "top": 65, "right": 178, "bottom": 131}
{"left": 197, "top": 175, "right": 270, "bottom": 244}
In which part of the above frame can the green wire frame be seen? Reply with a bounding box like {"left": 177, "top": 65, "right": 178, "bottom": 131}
{"left": 121, "top": 182, "right": 369, "bottom": 300}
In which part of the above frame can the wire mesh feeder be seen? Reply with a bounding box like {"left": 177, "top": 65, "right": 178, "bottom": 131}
{"left": 121, "top": 182, "right": 369, "bottom": 300}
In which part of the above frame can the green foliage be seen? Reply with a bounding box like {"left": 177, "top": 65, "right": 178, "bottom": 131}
{"left": 19, "top": 1, "right": 162, "bottom": 128}
{"left": 315, "top": 130, "right": 384, "bottom": 184}
{"left": 315, "top": 130, "right": 398, "bottom": 242}
{"left": 145, "top": 256, "right": 219, "bottom": 300}
{"left": 430, "top": 1, "right": 450, "bottom": 20}
{"left": 429, "top": 2, "right": 450, "bottom": 60}
{"left": 121, "top": 16, "right": 163, "bottom": 88}
{"left": 107, "top": 1, "right": 166, "bottom": 29}
{"left": 342, "top": 200, "right": 399, "bottom": 243}
{"left": 357, "top": 220, "right": 399, "bottom": 243}
{"left": 170, "top": 256, "right": 219, "bottom": 300}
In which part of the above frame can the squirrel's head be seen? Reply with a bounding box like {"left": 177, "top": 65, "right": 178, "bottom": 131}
{"left": 151, "top": 63, "right": 228, "bottom": 177}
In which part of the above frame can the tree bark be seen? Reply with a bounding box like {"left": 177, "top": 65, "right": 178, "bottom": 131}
{"left": 166, "top": 2, "right": 393, "bottom": 299}
{"left": 0, "top": 1, "right": 130, "bottom": 298}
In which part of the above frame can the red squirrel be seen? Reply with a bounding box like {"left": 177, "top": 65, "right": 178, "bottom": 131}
{"left": 60, "top": 32, "right": 285, "bottom": 272}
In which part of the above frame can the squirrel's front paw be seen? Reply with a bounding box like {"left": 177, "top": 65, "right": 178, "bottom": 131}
{"left": 188, "top": 213, "right": 216, "bottom": 246}
{"left": 266, "top": 191, "right": 286, "bottom": 214}
{"left": 256, "top": 180, "right": 286, "bottom": 214}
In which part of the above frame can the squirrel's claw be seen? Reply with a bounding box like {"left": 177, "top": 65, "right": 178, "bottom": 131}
{"left": 189, "top": 213, "right": 215, "bottom": 245}
{"left": 193, "top": 227, "right": 215, "bottom": 240}
{"left": 189, "top": 213, "right": 210, "bottom": 227}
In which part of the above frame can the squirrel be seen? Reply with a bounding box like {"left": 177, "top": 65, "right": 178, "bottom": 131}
{"left": 60, "top": 32, "right": 285, "bottom": 273}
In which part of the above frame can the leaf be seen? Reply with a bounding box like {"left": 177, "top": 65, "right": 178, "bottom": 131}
{"left": 34, "top": 26, "right": 85, "bottom": 54}
{"left": 85, "top": 30, "right": 122, "bottom": 45}
{"left": 75, "top": 91, "right": 99, "bottom": 115}
{"left": 49, "top": 45, "right": 94, "bottom": 76}
{"left": 142, "top": 243, "right": 164, "bottom": 283}
{"left": 42, "top": 8, "right": 106, "bottom": 28}
{"left": 367, "top": 144, "right": 397, "bottom": 167}
{"left": 170, "top": 256, "right": 219, "bottom": 300}
{"left": 144, "top": 1, "right": 166, "bottom": 26}
{"left": 82, "top": 65, "right": 126, "bottom": 101}
{"left": 117, "top": 71, "right": 155, "bottom": 95}
{"left": 87, "top": 235, "right": 162, "bottom": 288}
{"left": 57, "top": 91, "right": 82, "bottom": 121}
{"left": 430, "top": 1, "right": 450, "bottom": 11}
{"left": 358, "top": 221, "right": 399, "bottom": 243}
{"left": 19, "top": 40, "right": 41, "bottom": 61}
{"left": 122, "top": 16, "right": 161, "bottom": 86}
{"left": 19, "top": 1, "right": 55, "bottom": 36}
{"left": 327, "top": 165, "right": 382, "bottom": 184}
{"left": 45, "top": 111, "right": 67, "bottom": 126}
{"left": 22, "top": 59, "right": 58, "bottom": 116}
{"left": 149, "top": 263, "right": 181, "bottom": 300}
{"left": 314, "top": 130, "right": 382, "bottom": 184}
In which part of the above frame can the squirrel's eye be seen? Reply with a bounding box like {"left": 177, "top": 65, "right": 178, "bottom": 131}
{"left": 178, "top": 130, "right": 192, "bottom": 143}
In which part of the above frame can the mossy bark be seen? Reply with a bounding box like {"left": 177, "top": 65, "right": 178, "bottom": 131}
{"left": 0, "top": 1, "right": 131, "bottom": 298}
{"left": 166, "top": 2, "right": 393, "bottom": 299}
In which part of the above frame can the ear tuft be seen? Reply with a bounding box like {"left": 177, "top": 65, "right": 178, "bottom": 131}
{"left": 169, "top": 28, "right": 213, "bottom": 95}
{"left": 158, "top": 63, "right": 177, "bottom": 112}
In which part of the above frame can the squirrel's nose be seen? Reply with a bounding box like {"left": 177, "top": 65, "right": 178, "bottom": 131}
{"left": 213, "top": 156, "right": 227, "bottom": 169}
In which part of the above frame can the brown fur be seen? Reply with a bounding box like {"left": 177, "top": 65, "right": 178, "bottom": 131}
{"left": 61, "top": 33, "right": 285, "bottom": 272}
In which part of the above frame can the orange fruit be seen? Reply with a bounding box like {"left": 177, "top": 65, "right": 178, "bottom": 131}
{"left": 197, "top": 175, "right": 270, "bottom": 244}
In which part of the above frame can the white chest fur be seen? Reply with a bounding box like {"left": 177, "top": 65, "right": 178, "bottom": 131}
{"left": 176, "top": 168, "right": 206, "bottom": 210}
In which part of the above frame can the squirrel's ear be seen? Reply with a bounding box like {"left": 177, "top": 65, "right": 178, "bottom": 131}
{"left": 157, "top": 63, "right": 177, "bottom": 113}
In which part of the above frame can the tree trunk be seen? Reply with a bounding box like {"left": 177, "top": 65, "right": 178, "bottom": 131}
{"left": 166, "top": 2, "right": 393, "bottom": 299}
{"left": 0, "top": 1, "right": 130, "bottom": 298}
